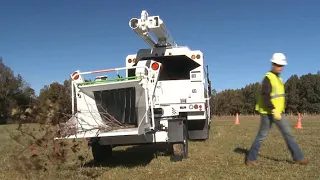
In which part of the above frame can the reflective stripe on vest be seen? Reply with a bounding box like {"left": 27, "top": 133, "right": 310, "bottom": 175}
{"left": 271, "top": 94, "right": 285, "bottom": 99}
{"left": 255, "top": 72, "right": 286, "bottom": 114}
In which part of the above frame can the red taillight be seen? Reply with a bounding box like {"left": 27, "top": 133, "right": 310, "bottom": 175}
{"left": 151, "top": 62, "right": 159, "bottom": 70}
{"left": 194, "top": 104, "right": 198, "bottom": 109}
{"left": 72, "top": 72, "right": 79, "bottom": 80}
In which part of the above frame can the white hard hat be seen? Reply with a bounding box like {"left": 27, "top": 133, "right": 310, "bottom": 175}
{"left": 270, "top": 53, "right": 287, "bottom": 65}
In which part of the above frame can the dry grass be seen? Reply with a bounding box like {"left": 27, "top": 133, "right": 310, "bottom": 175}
{"left": 0, "top": 115, "right": 319, "bottom": 180}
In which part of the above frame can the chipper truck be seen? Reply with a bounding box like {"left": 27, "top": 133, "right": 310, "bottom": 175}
{"left": 58, "top": 10, "right": 212, "bottom": 162}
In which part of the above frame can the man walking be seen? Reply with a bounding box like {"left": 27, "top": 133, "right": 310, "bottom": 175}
{"left": 246, "top": 53, "right": 309, "bottom": 166}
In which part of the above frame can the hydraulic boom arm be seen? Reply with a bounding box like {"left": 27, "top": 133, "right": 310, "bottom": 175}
{"left": 129, "top": 10, "right": 177, "bottom": 48}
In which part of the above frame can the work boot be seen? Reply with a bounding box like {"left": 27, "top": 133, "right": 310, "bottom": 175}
{"left": 295, "top": 158, "right": 309, "bottom": 165}
{"left": 245, "top": 160, "right": 261, "bottom": 166}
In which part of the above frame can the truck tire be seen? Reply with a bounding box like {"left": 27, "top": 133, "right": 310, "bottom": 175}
{"left": 170, "top": 123, "right": 188, "bottom": 162}
{"left": 90, "top": 138, "right": 112, "bottom": 162}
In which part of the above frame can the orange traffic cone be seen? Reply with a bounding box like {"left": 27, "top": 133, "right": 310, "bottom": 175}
{"left": 295, "top": 113, "right": 303, "bottom": 129}
{"left": 234, "top": 113, "right": 240, "bottom": 125}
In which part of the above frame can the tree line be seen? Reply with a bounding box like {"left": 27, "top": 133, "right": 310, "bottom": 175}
{"left": 210, "top": 71, "right": 320, "bottom": 116}
{"left": 0, "top": 57, "right": 71, "bottom": 124}
{"left": 0, "top": 57, "right": 319, "bottom": 124}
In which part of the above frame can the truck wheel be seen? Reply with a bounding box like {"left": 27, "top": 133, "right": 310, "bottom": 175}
{"left": 91, "top": 140, "right": 112, "bottom": 162}
{"left": 170, "top": 123, "right": 188, "bottom": 162}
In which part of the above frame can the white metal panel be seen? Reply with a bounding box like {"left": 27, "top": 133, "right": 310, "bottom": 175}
{"left": 74, "top": 91, "right": 106, "bottom": 131}
{"left": 154, "top": 80, "right": 190, "bottom": 104}
{"left": 154, "top": 80, "right": 204, "bottom": 104}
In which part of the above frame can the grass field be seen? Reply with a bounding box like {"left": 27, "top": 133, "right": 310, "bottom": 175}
{"left": 0, "top": 115, "right": 319, "bottom": 180}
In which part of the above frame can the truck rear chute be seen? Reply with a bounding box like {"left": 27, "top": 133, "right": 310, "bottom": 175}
{"left": 144, "top": 55, "right": 201, "bottom": 81}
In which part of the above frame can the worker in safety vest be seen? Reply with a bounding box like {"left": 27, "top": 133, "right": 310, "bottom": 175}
{"left": 245, "top": 53, "right": 309, "bottom": 166}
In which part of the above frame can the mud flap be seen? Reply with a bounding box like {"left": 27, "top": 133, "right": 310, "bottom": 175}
{"left": 168, "top": 119, "right": 184, "bottom": 142}
{"left": 168, "top": 120, "right": 188, "bottom": 162}
{"left": 187, "top": 119, "right": 209, "bottom": 140}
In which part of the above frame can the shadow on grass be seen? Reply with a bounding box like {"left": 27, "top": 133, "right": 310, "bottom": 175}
{"left": 233, "top": 147, "right": 294, "bottom": 164}
{"left": 83, "top": 143, "right": 171, "bottom": 168}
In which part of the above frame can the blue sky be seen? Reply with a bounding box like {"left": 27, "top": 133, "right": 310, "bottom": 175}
{"left": 1, "top": 0, "right": 319, "bottom": 95}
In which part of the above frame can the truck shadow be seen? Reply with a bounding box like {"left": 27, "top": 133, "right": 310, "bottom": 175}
{"left": 83, "top": 143, "right": 171, "bottom": 168}
{"left": 233, "top": 147, "right": 294, "bottom": 164}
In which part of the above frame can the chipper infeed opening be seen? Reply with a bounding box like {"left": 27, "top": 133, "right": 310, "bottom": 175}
{"left": 57, "top": 62, "right": 161, "bottom": 139}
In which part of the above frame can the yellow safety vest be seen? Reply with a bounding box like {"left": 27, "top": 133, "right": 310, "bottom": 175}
{"left": 255, "top": 72, "right": 285, "bottom": 114}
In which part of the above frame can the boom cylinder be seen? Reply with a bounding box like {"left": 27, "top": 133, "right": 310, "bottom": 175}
{"left": 129, "top": 10, "right": 177, "bottom": 48}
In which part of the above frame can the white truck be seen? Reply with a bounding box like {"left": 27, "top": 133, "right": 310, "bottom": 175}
{"left": 58, "top": 10, "right": 212, "bottom": 162}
